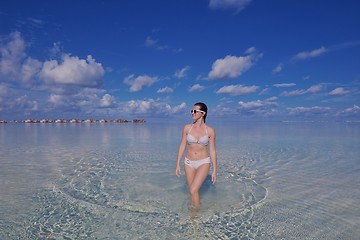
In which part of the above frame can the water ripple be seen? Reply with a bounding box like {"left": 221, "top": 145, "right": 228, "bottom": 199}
{"left": 22, "top": 149, "right": 268, "bottom": 239}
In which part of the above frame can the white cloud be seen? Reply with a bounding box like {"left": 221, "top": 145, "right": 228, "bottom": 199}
{"left": 328, "top": 87, "right": 350, "bottom": 96}
{"left": 14, "top": 95, "right": 38, "bottom": 111}
{"left": 0, "top": 83, "right": 41, "bottom": 116}
{"left": 0, "top": 89, "right": 39, "bottom": 115}
{"left": 0, "top": 83, "right": 11, "bottom": 111}
{"left": 216, "top": 84, "right": 258, "bottom": 96}
{"left": 137, "top": 100, "right": 151, "bottom": 113}
{"left": 145, "top": 36, "right": 168, "bottom": 50}
{"left": 174, "top": 66, "right": 190, "bottom": 78}
{"left": 244, "top": 46, "right": 257, "bottom": 54}
{"left": 47, "top": 88, "right": 117, "bottom": 115}
{"left": 171, "top": 102, "right": 187, "bottom": 113}
{"left": 235, "top": 97, "right": 278, "bottom": 117}
{"left": 238, "top": 98, "right": 278, "bottom": 109}
{"left": 0, "top": 83, "right": 8, "bottom": 98}
{"left": 0, "top": 32, "right": 26, "bottom": 74}
{"left": 145, "top": 36, "right": 157, "bottom": 47}
{"left": 123, "top": 74, "right": 158, "bottom": 92}
{"left": 209, "top": 0, "right": 252, "bottom": 12}
{"left": 0, "top": 31, "right": 41, "bottom": 85}
{"left": 48, "top": 93, "right": 69, "bottom": 107}
{"left": 157, "top": 86, "right": 173, "bottom": 93}
{"left": 27, "top": 17, "right": 44, "bottom": 28}
{"left": 145, "top": 36, "right": 182, "bottom": 53}
{"left": 266, "top": 96, "right": 278, "bottom": 101}
{"left": 125, "top": 100, "right": 152, "bottom": 114}
{"left": 0, "top": 32, "right": 118, "bottom": 119}
{"left": 336, "top": 105, "right": 360, "bottom": 117}
{"left": 287, "top": 106, "right": 332, "bottom": 116}
{"left": 49, "top": 42, "right": 63, "bottom": 57}
{"left": 100, "top": 94, "right": 115, "bottom": 107}
{"left": 259, "top": 88, "right": 269, "bottom": 95}
{"left": 123, "top": 99, "right": 186, "bottom": 115}
{"left": 293, "top": 46, "right": 327, "bottom": 60}
{"left": 173, "top": 48, "right": 184, "bottom": 53}
{"left": 189, "top": 84, "right": 205, "bottom": 92}
{"left": 282, "top": 89, "right": 305, "bottom": 97}
{"left": 281, "top": 84, "right": 323, "bottom": 97}
{"left": 272, "top": 63, "right": 283, "bottom": 74}
{"left": 21, "top": 58, "right": 42, "bottom": 83}
{"left": 307, "top": 84, "right": 323, "bottom": 93}
{"left": 40, "top": 54, "right": 104, "bottom": 87}
{"left": 273, "top": 83, "right": 296, "bottom": 87}
{"left": 208, "top": 51, "right": 261, "bottom": 80}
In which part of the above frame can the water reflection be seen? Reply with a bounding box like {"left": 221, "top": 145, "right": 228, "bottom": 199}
{"left": 0, "top": 122, "right": 359, "bottom": 239}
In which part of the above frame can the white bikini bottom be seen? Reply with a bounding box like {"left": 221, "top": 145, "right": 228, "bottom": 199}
{"left": 184, "top": 157, "right": 211, "bottom": 170}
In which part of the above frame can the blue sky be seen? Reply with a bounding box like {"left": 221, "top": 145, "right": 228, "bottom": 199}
{"left": 0, "top": 0, "right": 359, "bottom": 121}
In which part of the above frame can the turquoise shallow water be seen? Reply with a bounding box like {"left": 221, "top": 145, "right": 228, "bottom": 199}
{"left": 0, "top": 121, "right": 359, "bottom": 239}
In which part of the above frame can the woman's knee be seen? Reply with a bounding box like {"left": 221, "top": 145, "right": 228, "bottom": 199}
{"left": 189, "top": 185, "right": 199, "bottom": 196}
{"left": 189, "top": 182, "right": 203, "bottom": 196}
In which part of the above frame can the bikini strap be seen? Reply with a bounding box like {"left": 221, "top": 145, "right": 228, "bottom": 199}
{"left": 188, "top": 124, "right": 194, "bottom": 133}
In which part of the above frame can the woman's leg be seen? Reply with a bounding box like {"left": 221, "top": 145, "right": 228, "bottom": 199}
{"left": 184, "top": 163, "right": 196, "bottom": 197}
{"left": 185, "top": 163, "right": 210, "bottom": 206}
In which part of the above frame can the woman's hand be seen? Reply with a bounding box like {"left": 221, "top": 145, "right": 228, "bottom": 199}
{"left": 211, "top": 171, "right": 217, "bottom": 184}
{"left": 175, "top": 165, "right": 181, "bottom": 178}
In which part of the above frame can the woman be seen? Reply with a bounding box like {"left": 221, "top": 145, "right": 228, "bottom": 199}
{"left": 176, "top": 102, "right": 217, "bottom": 207}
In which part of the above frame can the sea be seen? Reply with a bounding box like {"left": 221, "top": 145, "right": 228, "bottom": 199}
{"left": 0, "top": 120, "right": 359, "bottom": 239}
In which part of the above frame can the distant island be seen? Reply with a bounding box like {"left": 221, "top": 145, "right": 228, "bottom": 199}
{"left": 0, "top": 119, "right": 145, "bottom": 124}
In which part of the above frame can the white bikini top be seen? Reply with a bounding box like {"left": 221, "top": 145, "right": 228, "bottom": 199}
{"left": 186, "top": 124, "right": 209, "bottom": 146}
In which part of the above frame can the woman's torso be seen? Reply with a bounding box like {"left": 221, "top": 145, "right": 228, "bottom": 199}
{"left": 185, "top": 124, "right": 210, "bottom": 160}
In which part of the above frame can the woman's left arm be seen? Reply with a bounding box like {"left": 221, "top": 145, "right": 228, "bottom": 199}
{"left": 209, "top": 127, "right": 217, "bottom": 184}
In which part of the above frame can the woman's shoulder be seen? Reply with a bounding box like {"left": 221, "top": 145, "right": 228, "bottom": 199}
{"left": 182, "top": 123, "right": 192, "bottom": 131}
{"left": 205, "top": 124, "right": 216, "bottom": 134}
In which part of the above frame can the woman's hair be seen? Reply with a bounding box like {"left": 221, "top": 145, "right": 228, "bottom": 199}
{"left": 194, "top": 102, "right": 208, "bottom": 123}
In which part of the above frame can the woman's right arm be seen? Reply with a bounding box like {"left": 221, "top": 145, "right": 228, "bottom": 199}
{"left": 176, "top": 125, "right": 188, "bottom": 178}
